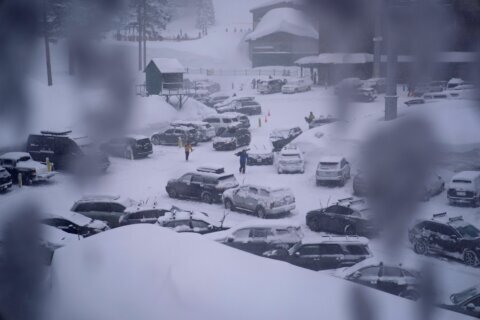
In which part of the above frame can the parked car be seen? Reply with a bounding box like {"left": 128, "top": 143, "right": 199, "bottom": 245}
{"left": 40, "top": 224, "right": 83, "bottom": 250}
{"left": 350, "top": 87, "right": 377, "bottom": 102}
{"left": 151, "top": 127, "right": 199, "bottom": 146}
{"left": 204, "top": 92, "right": 232, "bottom": 108}
{"left": 211, "top": 220, "right": 303, "bottom": 256}
{"left": 413, "top": 81, "right": 446, "bottom": 97}
{"left": 41, "top": 211, "right": 109, "bottom": 237}
{"left": 408, "top": 213, "right": 480, "bottom": 267}
{"left": 263, "top": 236, "right": 371, "bottom": 271}
{"left": 428, "top": 80, "right": 448, "bottom": 92}
{"left": 171, "top": 120, "right": 216, "bottom": 142}
{"left": 316, "top": 156, "right": 351, "bottom": 186}
{"left": 217, "top": 100, "right": 262, "bottom": 116}
{"left": 441, "top": 285, "right": 480, "bottom": 318}
{"left": 193, "top": 79, "right": 221, "bottom": 94}
{"left": 335, "top": 259, "right": 421, "bottom": 300}
{"left": 447, "top": 171, "right": 480, "bottom": 206}
{"left": 353, "top": 171, "right": 444, "bottom": 200}
{"left": 223, "top": 185, "right": 295, "bottom": 218}
{"left": 157, "top": 209, "right": 228, "bottom": 234}
{"left": 0, "top": 167, "right": 12, "bottom": 192}
{"left": 247, "top": 140, "right": 274, "bottom": 166}
{"left": 0, "top": 152, "right": 56, "bottom": 185}
{"left": 334, "top": 78, "right": 363, "bottom": 94}
{"left": 308, "top": 116, "right": 338, "bottom": 129}
{"left": 269, "top": 127, "right": 303, "bottom": 151}
{"left": 70, "top": 195, "right": 138, "bottom": 228}
{"left": 363, "top": 78, "right": 386, "bottom": 94}
{"left": 306, "top": 198, "right": 377, "bottom": 237}
{"left": 225, "top": 113, "right": 251, "bottom": 129}
{"left": 27, "top": 129, "right": 110, "bottom": 172}
{"left": 212, "top": 127, "right": 251, "bottom": 151}
{"left": 166, "top": 166, "right": 239, "bottom": 203}
{"left": 276, "top": 145, "right": 305, "bottom": 174}
{"left": 119, "top": 204, "right": 171, "bottom": 226}
{"left": 257, "top": 79, "right": 285, "bottom": 94}
{"left": 203, "top": 114, "right": 242, "bottom": 134}
{"left": 281, "top": 78, "right": 312, "bottom": 94}
{"left": 447, "top": 78, "right": 465, "bottom": 90}
{"left": 213, "top": 96, "right": 255, "bottom": 110}
{"left": 101, "top": 135, "right": 152, "bottom": 160}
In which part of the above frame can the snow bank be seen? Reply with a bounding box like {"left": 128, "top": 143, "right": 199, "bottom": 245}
{"left": 49, "top": 225, "right": 464, "bottom": 320}
{"left": 245, "top": 8, "right": 319, "bottom": 41}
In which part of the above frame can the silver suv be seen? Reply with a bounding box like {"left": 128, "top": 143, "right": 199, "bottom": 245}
{"left": 316, "top": 156, "right": 351, "bottom": 186}
{"left": 222, "top": 185, "right": 295, "bottom": 218}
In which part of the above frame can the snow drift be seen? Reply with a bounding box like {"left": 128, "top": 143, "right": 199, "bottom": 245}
{"left": 49, "top": 225, "right": 464, "bottom": 320}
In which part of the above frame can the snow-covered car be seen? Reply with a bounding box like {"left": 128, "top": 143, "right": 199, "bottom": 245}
{"left": 193, "top": 79, "right": 221, "bottom": 94}
{"left": 119, "top": 205, "right": 171, "bottom": 226}
{"left": 101, "top": 135, "right": 153, "bottom": 160}
{"left": 41, "top": 224, "right": 83, "bottom": 250}
{"left": 363, "top": 78, "right": 386, "bottom": 94}
{"left": 445, "top": 84, "right": 477, "bottom": 100}
{"left": 151, "top": 127, "right": 199, "bottom": 146}
{"left": 334, "top": 258, "right": 421, "bottom": 300}
{"left": 263, "top": 236, "right": 371, "bottom": 271}
{"left": 247, "top": 140, "right": 274, "bottom": 166}
{"left": 210, "top": 220, "right": 303, "bottom": 256}
{"left": 257, "top": 79, "right": 285, "bottom": 94}
{"left": 281, "top": 78, "right": 312, "bottom": 94}
{"left": 334, "top": 77, "right": 363, "bottom": 94}
{"left": 408, "top": 213, "right": 480, "bottom": 267}
{"left": 217, "top": 100, "right": 262, "bottom": 116}
{"left": 316, "top": 156, "right": 351, "bottom": 186}
{"left": 269, "top": 127, "right": 303, "bottom": 151}
{"left": 308, "top": 116, "right": 338, "bottom": 129}
{"left": 446, "top": 78, "right": 465, "bottom": 90}
{"left": 353, "top": 171, "right": 444, "bottom": 200}
{"left": 171, "top": 120, "right": 216, "bottom": 142}
{"left": 166, "top": 166, "right": 239, "bottom": 203}
{"left": 0, "top": 152, "right": 56, "bottom": 185}
{"left": 276, "top": 145, "right": 305, "bottom": 174}
{"left": 213, "top": 96, "right": 255, "bottom": 110}
{"left": 306, "top": 198, "right": 377, "bottom": 237}
{"left": 70, "top": 195, "right": 138, "bottom": 228}
{"left": 213, "top": 127, "right": 251, "bottom": 151}
{"left": 223, "top": 185, "right": 295, "bottom": 218}
{"left": 447, "top": 171, "right": 480, "bottom": 206}
{"left": 0, "top": 167, "right": 12, "bottom": 192}
{"left": 225, "top": 113, "right": 251, "bottom": 129}
{"left": 156, "top": 208, "right": 228, "bottom": 234}
{"left": 441, "top": 285, "right": 480, "bottom": 318}
{"left": 203, "top": 114, "right": 243, "bottom": 134}
{"left": 204, "top": 92, "right": 232, "bottom": 108}
{"left": 41, "top": 211, "right": 109, "bottom": 237}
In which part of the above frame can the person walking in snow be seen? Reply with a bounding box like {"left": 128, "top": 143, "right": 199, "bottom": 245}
{"left": 305, "top": 111, "right": 315, "bottom": 124}
{"left": 184, "top": 142, "right": 193, "bottom": 161}
{"left": 236, "top": 149, "right": 249, "bottom": 174}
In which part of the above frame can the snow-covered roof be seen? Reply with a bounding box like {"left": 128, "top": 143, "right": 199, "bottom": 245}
{"left": 296, "top": 53, "right": 373, "bottom": 65}
{"left": 77, "top": 195, "right": 137, "bottom": 207}
{"left": 126, "top": 134, "right": 149, "bottom": 140}
{"left": 319, "top": 156, "right": 343, "bottom": 163}
{"left": 246, "top": 8, "right": 319, "bottom": 41}
{"left": 302, "top": 235, "right": 369, "bottom": 245}
{"left": 149, "top": 58, "right": 185, "bottom": 73}
{"left": 0, "top": 152, "right": 31, "bottom": 160}
{"left": 250, "top": 0, "right": 301, "bottom": 12}
{"left": 451, "top": 171, "right": 480, "bottom": 181}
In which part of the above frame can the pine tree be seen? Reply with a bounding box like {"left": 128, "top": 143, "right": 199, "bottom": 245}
{"left": 195, "top": 0, "right": 215, "bottom": 31}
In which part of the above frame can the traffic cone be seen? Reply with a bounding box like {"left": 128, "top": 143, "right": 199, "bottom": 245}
{"left": 264, "top": 115, "right": 267, "bottom": 123}
{"left": 258, "top": 117, "right": 261, "bottom": 127}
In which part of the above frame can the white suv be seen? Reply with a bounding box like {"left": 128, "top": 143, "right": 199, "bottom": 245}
{"left": 316, "top": 156, "right": 351, "bottom": 186}
{"left": 276, "top": 145, "right": 305, "bottom": 174}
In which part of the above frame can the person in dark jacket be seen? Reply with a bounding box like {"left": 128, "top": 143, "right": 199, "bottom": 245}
{"left": 236, "top": 149, "right": 249, "bottom": 174}
{"left": 184, "top": 143, "right": 193, "bottom": 161}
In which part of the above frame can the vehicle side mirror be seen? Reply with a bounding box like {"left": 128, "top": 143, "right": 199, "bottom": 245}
{"left": 294, "top": 251, "right": 300, "bottom": 257}
{"left": 466, "top": 303, "right": 476, "bottom": 312}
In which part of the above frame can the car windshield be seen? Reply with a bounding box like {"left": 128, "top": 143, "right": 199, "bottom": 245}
{"left": 18, "top": 156, "right": 31, "bottom": 162}
{"left": 219, "top": 130, "right": 236, "bottom": 138}
{"left": 454, "top": 224, "right": 480, "bottom": 239}
{"left": 451, "top": 286, "right": 479, "bottom": 305}
{"left": 281, "top": 154, "right": 300, "bottom": 160}
{"left": 319, "top": 162, "right": 339, "bottom": 169}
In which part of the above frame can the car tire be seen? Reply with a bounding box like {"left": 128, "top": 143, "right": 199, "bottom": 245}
{"left": 201, "top": 192, "right": 213, "bottom": 204}
{"left": 344, "top": 224, "right": 356, "bottom": 236}
{"left": 307, "top": 217, "right": 320, "bottom": 232}
{"left": 167, "top": 188, "right": 178, "bottom": 199}
{"left": 414, "top": 240, "right": 428, "bottom": 255}
{"left": 224, "top": 199, "right": 235, "bottom": 211}
{"left": 464, "top": 250, "right": 479, "bottom": 267}
{"left": 256, "top": 206, "right": 266, "bottom": 219}
{"left": 151, "top": 135, "right": 160, "bottom": 145}
{"left": 399, "top": 289, "right": 420, "bottom": 301}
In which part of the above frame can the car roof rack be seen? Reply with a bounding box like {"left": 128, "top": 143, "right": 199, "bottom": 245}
{"left": 448, "top": 216, "right": 464, "bottom": 222}
{"left": 40, "top": 129, "right": 72, "bottom": 136}
{"left": 197, "top": 166, "right": 225, "bottom": 174}
{"left": 432, "top": 212, "right": 447, "bottom": 219}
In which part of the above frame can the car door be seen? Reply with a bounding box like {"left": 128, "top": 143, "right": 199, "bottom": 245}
{"left": 377, "top": 266, "right": 405, "bottom": 295}
{"left": 233, "top": 186, "right": 250, "bottom": 210}
{"left": 352, "top": 266, "right": 381, "bottom": 289}
{"left": 436, "top": 224, "right": 461, "bottom": 256}
{"left": 324, "top": 205, "right": 344, "bottom": 233}
{"left": 245, "top": 187, "right": 260, "bottom": 211}
{"left": 246, "top": 228, "right": 271, "bottom": 255}
{"left": 176, "top": 174, "right": 193, "bottom": 197}
{"left": 226, "top": 228, "right": 251, "bottom": 252}
{"left": 291, "top": 244, "right": 321, "bottom": 270}
{"left": 161, "top": 129, "right": 174, "bottom": 144}
{"left": 190, "top": 175, "right": 205, "bottom": 199}
{"left": 96, "top": 203, "right": 125, "bottom": 227}
{"left": 317, "top": 243, "right": 345, "bottom": 270}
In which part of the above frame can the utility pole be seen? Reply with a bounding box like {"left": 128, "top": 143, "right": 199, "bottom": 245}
{"left": 142, "top": 0, "right": 147, "bottom": 70}
{"left": 137, "top": 0, "right": 142, "bottom": 71}
{"left": 43, "top": 0, "right": 53, "bottom": 86}
{"left": 384, "top": 0, "right": 397, "bottom": 121}
{"left": 373, "top": 0, "right": 383, "bottom": 78}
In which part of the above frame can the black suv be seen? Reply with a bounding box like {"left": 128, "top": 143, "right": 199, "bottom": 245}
{"left": 408, "top": 213, "right": 480, "bottom": 267}
{"left": 26, "top": 130, "right": 110, "bottom": 172}
{"left": 0, "top": 166, "right": 12, "bottom": 192}
{"left": 306, "top": 198, "right": 377, "bottom": 237}
{"left": 218, "top": 100, "right": 262, "bottom": 116}
{"left": 166, "top": 166, "right": 239, "bottom": 203}
{"left": 269, "top": 127, "right": 302, "bottom": 151}
{"left": 101, "top": 135, "right": 152, "bottom": 160}
{"left": 263, "top": 236, "right": 371, "bottom": 271}
{"left": 151, "top": 127, "right": 198, "bottom": 146}
{"left": 338, "top": 261, "right": 421, "bottom": 300}
{"left": 212, "top": 127, "right": 251, "bottom": 151}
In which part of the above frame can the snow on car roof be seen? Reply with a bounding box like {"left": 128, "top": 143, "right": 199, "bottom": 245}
{"left": 248, "top": 142, "right": 274, "bottom": 154}
{"left": 149, "top": 58, "right": 185, "bottom": 73}
{"left": 319, "top": 156, "right": 343, "bottom": 163}
{"left": 220, "top": 112, "right": 247, "bottom": 118}
{"left": 171, "top": 120, "right": 208, "bottom": 126}
{"left": 77, "top": 195, "right": 137, "bottom": 207}
{"left": 44, "top": 211, "right": 93, "bottom": 227}
{"left": 0, "top": 152, "right": 31, "bottom": 160}
{"left": 227, "top": 219, "right": 301, "bottom": 232}
{"left": 241, "top": 184, "right": 291, "bottom": 193}
{"left": 245, "top": 8, "right": 319, "bottom": 41}
{"left": 334, "top": 257, "right": 419, "bottom": 279}
{"left": 249, "top": 0, "right": 301, "bottom": 12}
{"left": 157, "top": 209, "right": 213, "bottom": 224}
{"left": 301, "top": 235, "right": 369, "bottom": 245}
{"left": 451, "top": 171, "right": 480, "bottom": 180}
{"left": 279, "top": 147, "right": 301, "bottom": 156}
{"left": 126, "top": 134, "right": 149, "bottom": 140}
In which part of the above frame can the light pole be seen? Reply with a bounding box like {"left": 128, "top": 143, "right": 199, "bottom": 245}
{"left": 373, "top": 0, "right": 383, "bottom": 78}
{"left": 384, "top": 0, "right": 397, "bottom": 121}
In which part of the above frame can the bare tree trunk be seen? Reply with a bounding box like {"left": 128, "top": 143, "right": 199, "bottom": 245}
{"left": 137, "top": 1, "right": 142, "bottom": 71}
{"left": 43, "top": 0, "right": 53, "bottom": 86}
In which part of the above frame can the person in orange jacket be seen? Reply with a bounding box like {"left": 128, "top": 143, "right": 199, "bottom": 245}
{"left": 184, "top": 142, "right": 193, "bottom": 161}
